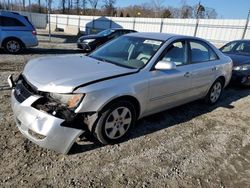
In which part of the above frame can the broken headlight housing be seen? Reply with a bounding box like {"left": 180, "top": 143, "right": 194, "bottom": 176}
{"left": 49, "top": 93, "right": 85, "bottom": 109}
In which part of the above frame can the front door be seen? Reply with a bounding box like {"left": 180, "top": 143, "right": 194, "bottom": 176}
{"left": 147, "top": 40, "right": 193, "bottom": 113}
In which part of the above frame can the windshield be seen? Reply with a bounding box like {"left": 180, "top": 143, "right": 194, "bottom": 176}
{"left": 89, "top": 36, "right": 163, "bottom": 69}
{"left": 221, "top": 41, "right": 250, "bottom": 56}
{"left": 97, "top": 29, "right": 115, "bottom": 37}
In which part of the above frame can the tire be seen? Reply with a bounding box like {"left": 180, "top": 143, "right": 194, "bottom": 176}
{"left": 93, "top": 101, "right": 137, "bottom": 145}
{"left": 3, "top": 38, "right": 23, "bottom": 54}
{"left": 205, "top": 79, "right": 223, "bottom": 105}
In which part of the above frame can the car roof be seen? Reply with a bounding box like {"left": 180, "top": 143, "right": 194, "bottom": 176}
{"left": 126, "top": 32, "right": 183, "bottom": 41}
{"left": 110, "top": 28, "right": 135, "bottom": 31}
{"left": 231, "top": 39, "right": 250, "bottom": 43}
{"left": 0, "top": 11, "right": 20, "bottom": 17}
{"left": 126, "top": 32, "right": 213, "bottom": 43}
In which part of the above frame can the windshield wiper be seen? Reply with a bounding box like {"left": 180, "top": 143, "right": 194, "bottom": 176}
{"left": 89, "top": 55, "right": 108, "bottom": 62}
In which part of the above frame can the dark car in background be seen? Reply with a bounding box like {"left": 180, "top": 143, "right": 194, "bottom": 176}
{"left": 220, "top": 40, "right": 250, "bottom": 86}
{"left": 77, "top": 28, "right": 136, "bottom": 52}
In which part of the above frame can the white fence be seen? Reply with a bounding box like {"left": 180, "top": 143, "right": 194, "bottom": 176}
{"left": 17, "top": 11, "right": 47, "bottom": 29}
{"left": 18, "top": 12, "right": 250, "bottom": 46}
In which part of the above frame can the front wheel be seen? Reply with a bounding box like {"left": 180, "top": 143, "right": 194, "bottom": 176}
{"left": 205, "top": 79, "right": 223, "bottom": 105}
{"left": 93, "top": 101, "right": 137, "bottom": 145}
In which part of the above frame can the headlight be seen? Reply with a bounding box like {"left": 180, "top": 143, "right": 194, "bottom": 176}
{"left": 233, "top": 64, "right": 250, "bottom": 71}
{"left": 84, "top": 39, "right": 95, "bottom": 43}
{"left": 50, "top": 93, "right": 85, "bottom": 109}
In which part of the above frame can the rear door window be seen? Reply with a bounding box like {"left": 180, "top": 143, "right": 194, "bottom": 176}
{"left": 2, "top": 16, "right": 25, "bottom": 27}
{"left": 24, "top": 16, "right": 34, "bottom": 28}
{"left": 189, "top": 41, "right": 218, "bottom": 63}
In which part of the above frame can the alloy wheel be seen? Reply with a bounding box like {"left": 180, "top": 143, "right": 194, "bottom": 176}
{"left": 104, "top": 107, "right": 132, "bottom": 139}
{"left": 6, "top": 40, "right": 21, "bottom": 53}
{"left": 210, "top": 82, "right": 222, "bottom": 103}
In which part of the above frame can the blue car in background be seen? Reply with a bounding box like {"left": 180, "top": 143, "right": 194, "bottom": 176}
{"left": 0, "top": 11, "right": 38, "bottom": 53}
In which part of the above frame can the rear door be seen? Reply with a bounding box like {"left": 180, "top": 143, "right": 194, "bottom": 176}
{"left": 187, "top": 40, "right": 219, "bottom": 97}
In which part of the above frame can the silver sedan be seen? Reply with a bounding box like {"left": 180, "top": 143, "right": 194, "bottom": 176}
{"left": 8, "top": 32, "right": 232, "bottom": 154}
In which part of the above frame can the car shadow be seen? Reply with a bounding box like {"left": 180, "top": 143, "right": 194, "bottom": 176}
{"left": 22, "top": 48, "right": 84, "bottom": 55}
{"left": 69, "top": 86, "right": 250, "bottom": 155}
{"left": 37, "top": 33, "right": 81, "bottom": 43}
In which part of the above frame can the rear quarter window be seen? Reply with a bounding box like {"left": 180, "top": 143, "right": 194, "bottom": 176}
{"left": 190, "top": 40, "right": 218, "bottom": 63}
{"left": 1, "top": 16, "right": 25, "bottom": 27}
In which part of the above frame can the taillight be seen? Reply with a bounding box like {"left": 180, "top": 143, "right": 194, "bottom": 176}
{"left": 32, "top": 30, "right": 37, "bottom": 35}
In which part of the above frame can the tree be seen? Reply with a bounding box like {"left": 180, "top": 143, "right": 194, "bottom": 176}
{"left": 38, "top": 0, "right": 41, "bottom": 13}
{"left": 88, "top": 0, "right": 99, "bottom": 15}
{"left": 67, "top": 0, "right": 73, "bottom": 13}
{"left": 180, "top": 5, "right": 193, "bottom": 18}
{"left": 162, "top": 9, "right": 172, "bottom": 18}
{"left": 179, "top": 0, "right": 193, "bottom": 18}
{"left": 81, "top": 0, "right": 87, "bottom": 14}
{"left": 22, "top": 0, "right": 26, "bottom": 10}
{"left": 205, "top": 7, "right": 217, "bottom": 19}
{"left": 75, "top": 0, "right": 80, "bottom": 14}
{"left": 126, "top": 13, "right": 130, "bottom": 17}
{"left": 119, "top": 11, "right": 123, "bottom": 17}
{"left": 103, "top": 0, "right": 116, "bottom": 16}
{"left": 61, "top": 0, "right": 66, "bottom": 13}
{"left": 152, "top": 0, "right": 165, "bottom": 17}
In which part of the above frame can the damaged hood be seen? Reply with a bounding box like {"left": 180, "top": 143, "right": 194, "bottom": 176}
{"left": 23, "top": 55, "right": 137, "bottom": 93}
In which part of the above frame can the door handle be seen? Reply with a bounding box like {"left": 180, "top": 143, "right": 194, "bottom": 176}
{"left": 212, "top": 66, "right": 218, "bottom": 71}
{"left": 184, "top": 72, "right": 191, "bottom": 77}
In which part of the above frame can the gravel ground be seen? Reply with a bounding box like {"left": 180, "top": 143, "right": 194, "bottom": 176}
{"left": 0, "top": 32, "right": 250, "bottom": 188}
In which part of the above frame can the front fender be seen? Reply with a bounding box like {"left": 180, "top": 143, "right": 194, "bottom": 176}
{"left": 74, "top": 72, "right": 149, "bottom": 118}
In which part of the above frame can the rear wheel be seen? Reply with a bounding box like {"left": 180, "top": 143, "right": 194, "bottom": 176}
{"left": 205, "top": 79, "right": 223, "bottom": 105}
{"left": 3, "top": 39, "right": 23, "bottom": 54}
{"left": 93, "top": 101, "right": 137, "bottom": 145}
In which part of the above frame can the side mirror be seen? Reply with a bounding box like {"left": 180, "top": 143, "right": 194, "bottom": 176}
{"left": 155, "top": 60, "right": 176, "bottom": 70}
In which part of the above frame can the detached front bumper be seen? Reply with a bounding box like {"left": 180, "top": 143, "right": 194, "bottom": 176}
{"left": 11, "top": 90, "right": 84, "bottom": 154}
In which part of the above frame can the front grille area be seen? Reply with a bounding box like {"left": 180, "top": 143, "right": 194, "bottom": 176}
{"left": 14, "top": 76, "right": 36, "bottom": 103}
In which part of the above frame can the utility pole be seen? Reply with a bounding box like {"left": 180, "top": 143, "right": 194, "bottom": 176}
{"left": 242, "top": 9, "right": 250, "bottom": 39}
{"left": 48, "top": 0, "right": 51, "bottom": 42}
{"left": 194, "top": 1, "right": 205, "bottom": 37}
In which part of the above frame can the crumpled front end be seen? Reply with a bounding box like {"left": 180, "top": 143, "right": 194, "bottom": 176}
{"left": 10, "top": 76, "right": 84, "bottom": 154}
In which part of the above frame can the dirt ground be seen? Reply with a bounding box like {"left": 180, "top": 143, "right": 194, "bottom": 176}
{"left": 0, "top": 32, "right": 250, "bottom": 188}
